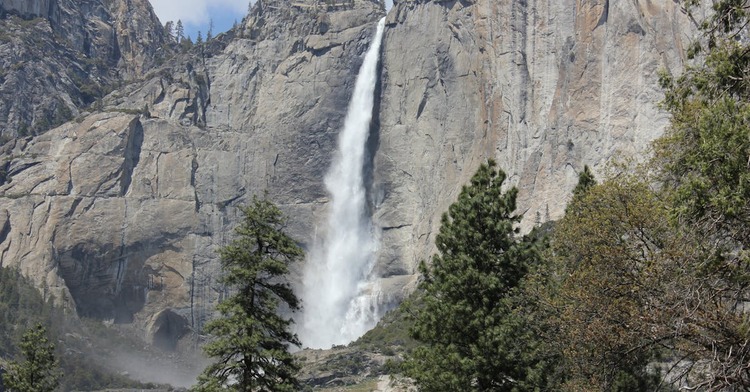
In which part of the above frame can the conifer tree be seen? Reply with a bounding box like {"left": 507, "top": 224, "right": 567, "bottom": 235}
{"left": 403, "top": 160, "right": 543, "bottom": 391}
{"left": 175, "top": 20, "right": 184, "bottom": 43}
{"left": 657, "top": 1, "right": 750, "bottom": 249}
{"left": 180, "top": 36, "right": 193, "bottom": 52}
{"left": 2, "top": 324, "right": 60, "bottom": 392}
{"left": 164, "top": 21, "right": 174, "bottom": 40}
{"left": 572, "top": 165, "right": 596, "bottom": 199}
{"left": 652, "top": 1, "right": 750, "bottom": 388}
{"left": 164, "top": 21, "right": 173, "bottom": 37}
{"left": 192, "top": 195, "right": 303, "bottom": 392}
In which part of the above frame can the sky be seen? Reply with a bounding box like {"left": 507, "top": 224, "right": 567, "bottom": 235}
{"left": 149, "top": 0, "right": 250, "bottom": 40}
{"left": 149, "top": 0, "right": 393, "bottom": 41}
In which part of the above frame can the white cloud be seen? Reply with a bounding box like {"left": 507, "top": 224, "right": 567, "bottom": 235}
{"left": 149, "top": 0, "right": 250, "bottom": 25}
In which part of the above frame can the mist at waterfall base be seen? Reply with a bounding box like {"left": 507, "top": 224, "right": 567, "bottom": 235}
{"left": 298, "top": 18, "right": 387, "bottom": 349}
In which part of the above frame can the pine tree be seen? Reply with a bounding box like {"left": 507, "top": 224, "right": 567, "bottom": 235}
{"left": 2, "top": 324, "right": 60, "bottom": 392}
{"left": 196, "top": 31, "right": 203, "bottom": 45}
{"left": 175, "top": 20, "right": 184, "bottom": 43}
{"left": 565, "top": 165, "right": 597, "bottom": 217}
{"left": 180, "top": 36, "right": 193, "bottom": 52}
{"left": 403, "top": 160, "right": 544, "bottom": 391}
{"left": 572, "top": 165, "right": 596, "bottom": 199}
{"left": 651, "top": 1, "right": 750, "bottom": 388}
{"left": 206, "top": 18, "right": 213, "bottom": 41}
{"left": 657, "top": 1, "right": 750, "bottom": 249}
{"left": 192, "top": 195, "right": 303, "bottom": 392}
{"left": 164, "top": 21, "right": 174, "bottom": 40}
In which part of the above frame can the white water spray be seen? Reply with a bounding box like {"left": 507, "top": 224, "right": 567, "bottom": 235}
{"left": 299, "top": 18, "right": 386, "bottom": 349}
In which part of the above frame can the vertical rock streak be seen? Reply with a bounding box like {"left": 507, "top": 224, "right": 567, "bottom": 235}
{"left": 300, "top": 18, "right": 386, "bottom": 349}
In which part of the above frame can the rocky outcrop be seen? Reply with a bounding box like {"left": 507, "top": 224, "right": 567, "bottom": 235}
{"left": 0, "top": 0, "right": 385, "bottom": 342}
{"left": 0, "top": 0, "right": 172, "bottom": 138}
{"left": 0, "top": 0, "right": 702, "bottom": 347}
{"left": 0, "top": 0, "right": 55, "bottom": 19}
{"left": 369, "top": 0, "right": 697, "bottom": 303}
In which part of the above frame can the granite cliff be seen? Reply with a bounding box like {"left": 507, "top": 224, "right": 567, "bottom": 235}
{"left": 371, "top": 0, "right": 697, "bottom": 301}
{"left": 0, "top": 0, "right": 698, "bottom": 349}
{"left": 0, "top": 0, "right": 172, "bottom": 138}
{"left": 0, "top": 0, "right": 386, "bottom": 348}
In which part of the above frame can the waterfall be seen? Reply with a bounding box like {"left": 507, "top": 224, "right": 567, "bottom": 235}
{"left": 299, "top": 17, "right": 386, "bottom": 349}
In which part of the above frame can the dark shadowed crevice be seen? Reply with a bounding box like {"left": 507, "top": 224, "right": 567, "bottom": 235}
{"left": 0, "top": 213, "right": 10, "bottom": 246}
{"left": 416, "top": 92, "right": 427, "bottom": 120}
{"left": 0, "top": 160, "right": 10, "bottom": 186}
{"left": 152, "top": 309, "right": 189, "bottom": 351}
{"left": 596, "top": 0, "right": 609, "bottom": 28}
{"left": 363, "top": 30, "right": 385, "bottom": 219}
{"left": 191, "top": 156, "right": 201, "bottom": 212}
{"left": 120, "top": 118, "right": 143, "bottom": 196}
{"left": 64, "top": 198, "right": 82, "bottom": 218}
{"left": 153, "top": 80, "right": 167, "bottom": 105}
{"left": 57, "top": 240, "right": 180, "bottom": 323}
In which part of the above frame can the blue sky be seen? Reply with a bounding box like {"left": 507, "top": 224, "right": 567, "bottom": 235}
{"left": 150, "top": 0, "right": 392, "bottom": 41}
{"left": 149, "top": 0, "right": 249, "bottom": 40}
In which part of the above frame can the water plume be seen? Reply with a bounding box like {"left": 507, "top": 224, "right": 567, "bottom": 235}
{"left": 299, "top": 17, "right": 386, "bottom": 349}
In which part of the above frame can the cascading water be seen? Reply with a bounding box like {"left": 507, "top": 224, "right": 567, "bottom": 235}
{"left": 299, "top": 17, "right": 387, "bottom": 349}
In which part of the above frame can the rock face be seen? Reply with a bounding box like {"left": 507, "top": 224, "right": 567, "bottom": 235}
{"left": 369, "top": 0, "right": 696, "bottom": 302}
{"left": 0, "top": 0, "right": 172, "bottom": 138}
{"left": 0, "top": 0, "right": 54, "bottom": 19}
{"left": 0, "top": 0, "right": 385, "bottom": 345}
{"left": 0, "top": 0, "right": 699, "bottom": 346}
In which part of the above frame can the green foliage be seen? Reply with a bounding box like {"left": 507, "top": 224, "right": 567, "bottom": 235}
{"left": 610, "top": 369, "right": 663, "bottom": 392}
{"left": 650, "top": 3, "right": 750, "bottom": 388}
{"left": 0, "top": 268, "right": 50, "bottom": 356}
{"left": 193, "top": 195, "right": 303, "bottom": 392}
{"left": 76, "top": 79, "right": 104, "bottom": 105}
{"left": 657, "top": 55, "right": 750, "bottom": 248}
{"left": 541, "top": 162, "right": 750, "bottom": 390}
{"left": 16, "top": 124, "right": 28, "bottom": 138}
{"left": 111, "top": 107, "right": 149, "bottom": 116}
{"left": 681, "top": 0, "right": 750, "bottom": 54}
{"left": 10, "top": 17, "right": 45, "bottom": 29}
{"left": 316, "top": 351, "right": 373, "bottom": 375}
{"left": 544, "top": 175, "right": 679, "bottom": 390}
{"left": 571, "top": 165, "right": 596, "bottom": 199}
{"left": 52, "top": 102, "right": 73, "bottom": 128}
{"left": 403, "top": 160, "right": 549, "bottom": 391}
{"left": 2, "top": 324, "right": 60, "bottom": 392}
{"left": 353, "top": 296, "right": 419, "bottom": 354}
{"left": 180, "top": 36, "right": 194, "bottom": 52}
{"left": 30, "top": 102, "right": 73, "bottom": 134}
{"left": 176, "top": 20, "right": 185, "bottom": 43}
{"left": 374, "top": 3, "right": 750, "bottom": 391}
{"left": 164, "top": 21, "right": 174, "bottom": 38}
{"left": 657, "top": 0, "right": 750, "bottom": 249}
